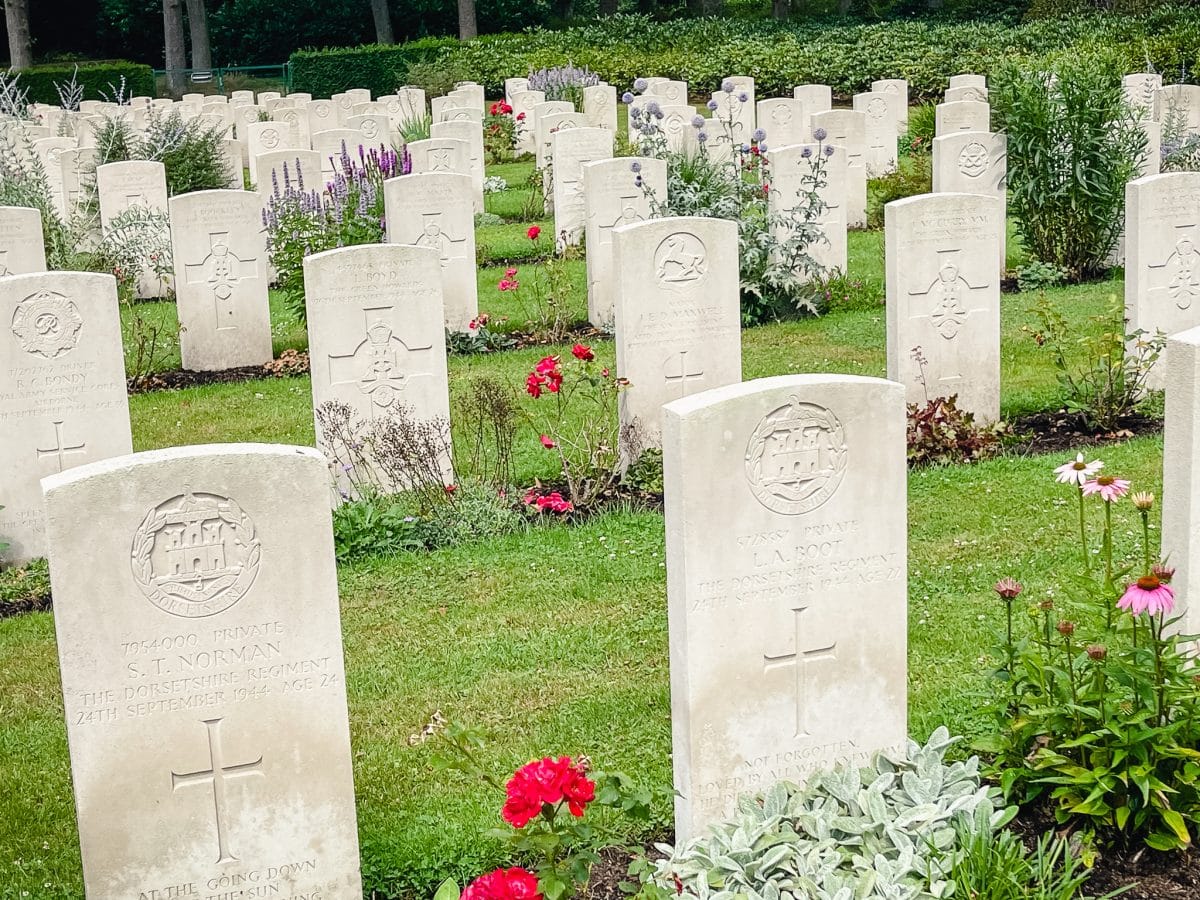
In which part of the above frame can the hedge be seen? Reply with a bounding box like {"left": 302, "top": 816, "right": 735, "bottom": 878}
{"left": 289, "top": 36, "right": 461, "bottom": 98}
{"left": 289, "top": 8, "right": 1200, "bottom": 101}
{"left": 17, "top": 61, "right": 155, "bottom": 105}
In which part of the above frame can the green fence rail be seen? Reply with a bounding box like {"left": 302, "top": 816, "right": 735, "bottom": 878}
{"left": 152, "top": 64, "right": 291, "bottom": 99}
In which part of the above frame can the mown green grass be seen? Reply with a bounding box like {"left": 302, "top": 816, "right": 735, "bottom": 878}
{"left": 0, "top": 436, "right": 1164, "bottom": 899}
{"left": 0, "top": 149, "right": 1154, "bottom": 899}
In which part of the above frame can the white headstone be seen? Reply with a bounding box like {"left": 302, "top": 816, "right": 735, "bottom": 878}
{"left": 406, "top": 137, "right": 470, "bottom": 177}
{"left": 613, "top": 216, "right": 742, "bottom": 454}
{"left": 535, "top": 107, "right": 582, "bottom": 170}
{"left": 505, "top": 77, "right": 531, "bottom": 105}
{"left": 272, "top": 105, "right": 310, "bottom": 150}
{"left": 767, "top": 143, "right": 848, "bottom": 278}
{"left": 95, "top": 160, "right": 170, "bottom": 299}
{"left": 246, "top": 121, "right": 299, "bottom": 187}
{"left": 0, "top": 272, "right": 132, "bottom": 564}
{"left": 948, "top": 74, "right": 986, "bottom": 90}
{"left": 793, "top": 84, "right": 832, "bottom": 116}
{"left": 1125, "top": 172, "right": 1200, "bottom": 388}
{"left": 810, "top": 110, "right": 866, "bottom": 228}
{"left": 33, "top": 137, "right": 74, "bottom": 217}
{"left": 663, "top": 373, "right": 907, "bottom": 841}
{"left": 944, "top": 85, "right": 988, "bottom": 104}
{"left": 553, "top": 126, "right": 614, "bottom": 250}
{"left": 648, "top": 80, "right": 688, "bottom": 104}
{"left": 582, "top": 83, "right": 618, "bottom": 133}
{"left": 219, "top": 138, "right": 245, "bottom": 190}
{"left": 885, "top": 193, "right": 1003, "bottom": 423}
{"left": 1123, "top": 73, "right": 1162, "bottom": 121}
{"left": 43, "top": 443, "right": 362, "bottom": 898}
{"left": 1161, "top": 326, "right": 1200, "bottom": 636}
{"left": 932, "top": 131, "right": 1007, "bottom": 275}
{"left": 510, "top": 89, "right": 546, "bottom": 154}
{"left": 306, "top": 99, "right": 340, "bottom": 140}
{"left": 0, "top": 205, "right": 47, "bottom": 274}
{"left": 384, "top": 172, "right": 478, "bottom": 332}
{"left": 348, "top": 112, "right": 394, "bottom": 147}
{"left": 871, "top": 78, "right": 909, "bottom": 132}
{"left": 853, "top": 91, "right": 899, "bottom": 176}
{"left": 756, "top": 98, "right": 807, "bottom": 149}
{"left": 935, "top": 100, "right": 990, "bottom": 136}
{"left": 305, "top": 243, "right": 452, "bottom": 483}
{"left": 170, "top": 190, "right": 272, "bottom": 372}
{"left": 429, "top": 119, "right": 485, "bottom": 211}
{"left": 584, "top": 157, "right": 666, "bottom": 330}
{"left": 1159, "top": 84, "right": 1200, "bottom": 136}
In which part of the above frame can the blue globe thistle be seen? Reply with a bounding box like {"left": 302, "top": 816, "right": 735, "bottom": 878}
{"left": 691, "top": 115, "right": 705, "bottom": 128}
{"left": 824, "top": 144, "right": 835, "bottom": 156}
{"left": 634, "top": 78, "right": 648, "bottom": 93}
{"left": 721, "top": 78, "right": 735, "bottom": 93}
{"left": 801, "top": 147, "right": 813, "bottom": 158}
{"left": 813, "top": 127, "right": 827, "bottom": 141}
{"left": 622, "top": 91, "right": 634, "bottom": 104}
{"left": 634, "top": 175, "right": 643, "bottom": 187}
{"left": 630, "top": 160, "right": 642, "bottom": 173}
{"left": 758, "top": 141, "right": 768, "bottom": 153}
{"left": 631, "top": 106, "right": 642, "bottom": 120}
{"left": 646, "top": 100, "right": 661, "bottom": 116}
{"left": 752, "top": 128, "right": 766, "bottom": 142}
{"left": 706, "top": 99, "right": 718, "bottom": 111}
{"left": 741, "top": 143, "right": 751, "bottom": 153}
{"left": 697, "top": 131, "right": 708, "bottom": 143}
{"left": 737, "top": 92, "right": 749, "bottom": 103}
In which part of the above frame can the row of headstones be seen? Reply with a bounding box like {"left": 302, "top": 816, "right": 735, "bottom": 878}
{"left": 34, "top": 313, "right": 1200, "bottom": 896}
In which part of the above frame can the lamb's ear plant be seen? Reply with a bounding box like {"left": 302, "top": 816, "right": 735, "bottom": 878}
{"left": 649, "top": 729, "right": 1018, "bottom": 900}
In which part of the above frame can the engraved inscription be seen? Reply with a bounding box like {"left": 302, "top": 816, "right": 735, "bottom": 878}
{"left": 1149, "top": 226, "right": 1200, "bottom": 310}
{"left": 745, "top": 399, "right": 847, "bottom": 515}
{"left": 184, "top": 232, "right": 258, "bottom": 331}
{"left": 171, "top": 717, "right": 264, "bottom": 864}
{"left": 131, "top": 492, "right": 262, "bottom": 618}
{"left": 909, "top": 251, "right": 990, "bottom": 340}
{"left": 260, "top": 128, "right": 280, "bottom": 150}
{"left": 327, "top": 305, "right": 434, "bottom": 409}
{"left": 414, "top": 212, "right": 467, "bottom": 268}
{"left": 11, "top": 290, "right": 84, "bottom": 358}
{"left": 654, "top": 233, "right": 707, "bottom": 284}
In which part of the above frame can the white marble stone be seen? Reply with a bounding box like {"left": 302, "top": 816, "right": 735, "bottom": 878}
{"left": 944, "top": 85, "right": 988, "bottom": 104}
{"left": 810, "top": 110, "right": 866, "bottom": 228}
{"left": 613, "top": 216, "right": 742, "bottom": 454}
{"left": 33, "top": 137, "right": 75, "bottom": 217}
{"left": 793, "top": 84, "right": 832, "bottom": 117}
{"left": 932, "top": 131, "right": 1007, "bottom": 274}
{"left": 584, "top": 157, "right": 666, "bottom": 329}
{"left": 582, "top": 83, "right": 618, "bottom": 133}
{"left": 310, "top": 128, "right": 362, "bottom": 179}
{"left": 246, "top": 121, "right": 299, "bottom": 187}
{"left": 306, "top": 99, "right": 340, "bottom": 141}
{"left": 871, "top": 78, "right": 909, "bottom": 132}
{"left": 885, "top": 192, "right": 1003, "bottom": 422}
{"left": 96, "top": 160, "right": 170, "bottom": 298}
{"left": 756, "top": 98, "right": 807, "bottom": 149}
{"left": 43, "top": 443, "right": 361, "bottom": 899}
{"left": 660, "top": 105, "right": 700, "bottom": 154}
{"left": 1160, "top": 84, "right": 1200, "bottom": 136}
{"left": 405, "top": 137, "right": 470, "bottom": 177}
{"left": 853, "top": 91, "right": 899, "bottom": 176}
{"left": 935, "top": 100, "right": 990, "bottom": 136}
{"left": 0, "top": 205, "right": 46, "bottom": 274}
{"left": 1161, "top": 325, "right": 1200, "bottom": 636}
{"left": 534, "top": 105, "right": 580, "bottom": 169}
{"left": 170, "top": 190, "right": 272, "bottom": 373}
{"left": 1126, "top": 172, "right": 1200, "bottom": 389}
{"left": 552, "top": 127, "right": 613, "bottom": 249}
{"left": 505, "top": 77, "right": 531, "bottom": 105}
{"left": 510, "top": 90, "right": 546, "bottom": 155}
{"left": 305, "top": 243, "right": 452, "bottom": 484}
{"left": 347, "top": 112, "right": 394, "bottom": 148}
{"left": 384, "top": 172, "right": 478, "bottom": 332}
{"left": 271, "top": 104, "right": 309, "bottom": 150}
{"left": 429, "top": 119, "right": 485, "bottom": 211}
{"left": 663, "top": 373, "right": 907, "bottom": 841}
{"left": 647, "top": 80, "right": 688, "bottom": 105}
{"left": 218, "top": 138, "right": 245, "bottom": 189}
{"left": 948, "top": 74, "right": 986, "bottom": 90}
{"left": 0, "top": 272, "right": 131, "bottom": 564}
{"left": 767, "top": 143, "right": 848, "bottom": 278}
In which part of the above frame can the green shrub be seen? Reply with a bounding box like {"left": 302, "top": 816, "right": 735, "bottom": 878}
{"left": 0, "top": 558, "right": 52, "bottom": 617}
{"left": 867, "top": 153, "right": 931, "bottom": 229}
{"left": 992, "top": 50, "right": 1147, "bottom": 281}
{"left": 17, "top": 61, "right": 153, "bottom": 105}
{"left": 903, "top": 102, "right": 937, "bottom": 156}
{"left": 289, "top": 37, "right": 461, "bottom": 98}
{"left": 332, "top": 494, "right": 429, "bottom": 563}
{"left": 290, "top": 8, "right": 1200, "bottom": 100}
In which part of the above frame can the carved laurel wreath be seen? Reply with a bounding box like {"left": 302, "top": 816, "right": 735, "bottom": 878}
{"left": 744, "top": 398, "right": 848, "bottom": 514}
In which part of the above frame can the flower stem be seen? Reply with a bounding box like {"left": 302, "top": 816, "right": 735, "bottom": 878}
{"left": 1078, "top": 488, "right": 1089, "bottom": 571}
{"left": 1103, "top": 501, "right": 1114, "bottom": 630}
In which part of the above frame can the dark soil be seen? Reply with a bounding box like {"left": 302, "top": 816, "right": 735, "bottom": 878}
{"left": 1006, "top": 409, "right": 1162, "bottom": 457}
{"left": 127, "top": 349, "right": 310, "bottom": 393}
{"left": 1011, "top": 804, "right": 1200, "bottom": 899}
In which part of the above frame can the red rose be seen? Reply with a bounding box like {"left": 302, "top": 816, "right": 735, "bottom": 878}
{"left": 525, "top": 373, "right": 545, "bottom": 398}
{"left": 562, "top": 765, "right": 595, "bottom": 816}
{"left": 535, "top": 355, "right": 560, "bottom": 376}
{"left": 517, "top": 111, "right": 526, "bottom": 121}
{"left": 546, "top": 371, "right": 563, "bottom": 393}
{"left": 571, "top": 343, "right": 594, "bottom": 361}
{"left": 462, "top": 868, "right": 542, "bottom": 900}
{"left": 539, "top": 434, "right": 556, "bottom": 449}
{"left": 527, "top": 225, "right": 541, "bottom": 240}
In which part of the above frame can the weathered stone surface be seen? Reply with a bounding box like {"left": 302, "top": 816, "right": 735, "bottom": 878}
{"left": 613, "top": 216, "right": 742, "bottom": 454}
{"left": 0, "top": 205, "right": 47, "bottom": 274}
{"left": 170, "top": 190, "right": 273, "bottom": 372}
{"left": 553, "top": 127, "right": 614, "bottom": 249}
{"left": 0, "top": 272, "right": 132, "bottom": 564}
{"left": 885, "top": 193, "right": 1003, "bottom": 423}
{"left": 43, "top": 443, "right": 362, "bottom": 900}
{"left": 663, "top": 373, "right": 907, "bottom": 841}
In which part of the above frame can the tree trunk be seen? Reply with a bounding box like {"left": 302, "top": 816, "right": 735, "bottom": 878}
{"left": 771, "top": 0, "right": 789, "bottom": 19}
{"left": 599, "top": 0, "right": 618, "bottom": 12}
{"left": 554, "top": 0, "right": 574, "bottom": 20}
{"left": 636, "top": 0, "right": 656, "bottom": 13}
{"left": 4, "top": 0, "right": 33, "bottom": 70}
{"left": 457, "top": 0, "right": 477, "bottom": 39}
{"left": 183, "top": 0, "right": 211, "bottom": 70}
{"left": 163, "top": 0, "right": 187, "bottom": 95}
{"left": 369, "top": 0, "right": 393, "bottom": 44}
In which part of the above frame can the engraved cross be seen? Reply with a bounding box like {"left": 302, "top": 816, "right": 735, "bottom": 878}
{"left": 171, "top": 717, "right": 264, "bottom": 865}
{"left": 763, "top": 603, "right": 837, "bottom": 738}
{"left": 36, "top": 421, "right": 86, "bottom": 473}
{"left": 663, "top": 350, "right": 705, "bottom": 397}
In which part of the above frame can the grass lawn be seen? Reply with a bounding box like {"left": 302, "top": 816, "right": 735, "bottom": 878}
{"left": 0, "top": 152, "right": 1157, "bottom": 899}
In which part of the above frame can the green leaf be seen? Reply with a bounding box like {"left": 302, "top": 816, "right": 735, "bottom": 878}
{"left": 433, "top": 879, "right": 460, "bottom": 900}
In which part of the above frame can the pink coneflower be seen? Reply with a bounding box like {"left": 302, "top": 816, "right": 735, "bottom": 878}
{"left": 1054, "top": 452, "right": 1103, "bottom": 486}
{"left": 1117, "top": 574, "right": 1176, "bottom": 616}
{"left": 1081, "top": 474, "right": 1130, "bottom": 502}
